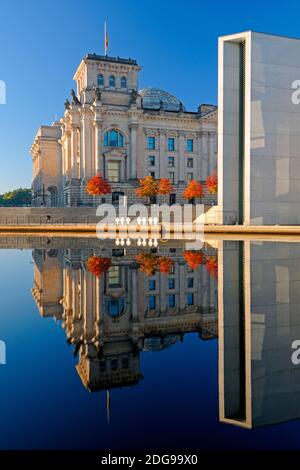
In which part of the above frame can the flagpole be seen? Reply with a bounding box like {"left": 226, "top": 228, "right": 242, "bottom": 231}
{"left": 104, "top": 20, "right": 107, "bottom": 56}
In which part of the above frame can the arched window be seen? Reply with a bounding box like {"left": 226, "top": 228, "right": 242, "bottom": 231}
{"left": 109, "top": 75, "right": 115, "bottom": 87}
{"left": 105, "top": 298, "right": 125, "bottom": 318}
{"left": 97, "top": 74, "right": 104, "bottom": 87}
{"left": 120, "top": 76, "right": 127, "bottom": 88}
{"left": 104, "top": 129, "right": 124, "bottom": 148}
{"left": 47, "top": 185, "right": 58, "bottom": 207}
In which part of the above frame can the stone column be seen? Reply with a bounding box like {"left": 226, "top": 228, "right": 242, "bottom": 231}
{"left": 94, "top": 122, "right": 102, "bottom": 174}
{"left": 209, "top": 131, "right": 217, "bottom": 174}
{"left": 201, "top": 131, "right": 208, "bottom": 181}
{"left": 72, "top": 269, "right": 78, "bottom": 319}
{"left": 179, "top": 131, "right": 185, "bottom": 183}
{"left": 196, "top": 131, "right": 202, "bottom": 181}
{"left": 158, "top": 130, "right": 165, "bottom": 179}
{"left": 129, "top": 123, "right": 138, "bottom": 179}
{"left": 71, "top": 126, "right": 78, "bottom": 179}
{"left": 179, "top": 263, "right": 186, "bottom": 310}
{"left": 82, "top": 270, "right": 94, "bottom": 341}
{"left": 131, "top": 268, "right": 138, "bottom": 320}
{"left": 65, "top": 131, "right": 72, "bottom": 180}
{"left": 160, "top": 272, "right": 166, "bottom": 313}
{"left": 81, "top": 111, "right": 93, "bottom": 179}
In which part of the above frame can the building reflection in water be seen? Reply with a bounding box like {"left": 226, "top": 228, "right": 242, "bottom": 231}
{"left": 31, "top": 240, "right": 218, "bottom": 401}
{"left": 219, "top": 240, "right": 300, "bottom": 429}
{"left": 30, "top": 237, "right": 300, "bottom": 429}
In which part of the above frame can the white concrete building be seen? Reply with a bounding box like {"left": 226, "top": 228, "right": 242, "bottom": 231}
{"left": 31, "top": 53, "right": 217, "bottom": 207}
{"left": 218, "top": 31, "right": 300, "bottom": 225}
{"left": 219, "top": 240, "right": 300, "bottom": 428}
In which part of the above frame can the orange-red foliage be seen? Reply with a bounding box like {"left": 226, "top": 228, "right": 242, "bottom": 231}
{"left": 135, "top": 253, "right": 158, "bottom": 276}
{"left": 86, "top": 256, "right": 111, "bottom": 276}
{"left": 86, "top": 174, "right": 111, "bottom": 196}
{"left": 157, "top": 256, "right": 174, "bottom": 273}
{"left": 183, "top": 180, "right": 204, "bottom": 199}
{"left": 135, "top": 176, "right": 159, "bottom": 198}
{"left": 206, "top": 173, "right": 218, "bottom": 195}
{"left": 183, "top": 250, "right": 204, "bottom": 270}
{"left": 206, "top": 256, "right": 218, "bottom": 278}
{"left": 158, "top": 177, "right": 174, "bottom": 195}
{"left": 136, "top": 253, "right": 174, "bottom": 276}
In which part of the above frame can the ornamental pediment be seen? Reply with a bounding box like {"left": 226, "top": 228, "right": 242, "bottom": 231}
{"left": 104, "top": 148, "right": 127, "bottom": 158}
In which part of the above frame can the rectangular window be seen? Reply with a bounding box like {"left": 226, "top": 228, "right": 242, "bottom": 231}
{"left": 168, "top": 278, "right": 175, "bottom": 289}
{"left": 168, "top": 156, "right": 174, "bottom": 167}
{"left": 169, "top": 264, "right": 175, "bottom": 274}
{"left": 122, "top": 358, "right": 129, "bottom": 369}
{"left": 111, "top": 358, "right": 118, "bottom": 371}
{"left": 168, "top": 294, "right": 175, "bottom": 307}
{"left": 186, "top": 139, "right": 194, "bottom": 152}
{"left": 106, "top": 299, "right": 123, "bottom": 317}
{"left": 149, "top": 279, "right": 156, "bottom": 291}
{"left": 187, "top": 173, "right": 193, "bottom": 182}
{"left": 108, "top": 266, "right": 120, "bottom": 287}
{"left": 149, "top": 295, "right": 156, "bottom": 310}
{"left": 188, "top": 277, "right": 194, "bottom": 288}
{"left": 169, "top": 193, "right": 176, "bottom": 205}
{"left": 168, "top": 172, "right": 175, "bottom": 184}
{"left": 112, "top": 248, "right": 124, "bottom": 257}
{"left": 187, "top": 158, "right": 193, "bottom": 168}
{"left": 107, "top": 161, "right": 120, "bottom": 182}
{"left": 187, "top": 265, "right": 193, "bottom": 273}
{"left": 148, "top": 155, "right": 155, "bottom": 166}
{"left": 149, "top": 171, "right": 155, "bottom": 179}
{"left": 187, "top": 293, "right": 194, "bottom": 305}
{"left": 148, "top": 136, "right": 155, "bottom": 150}
{"left": 97, "top": 74, "right": 104, "bottom": 87}
{"left": 168, "top": 137, "right": 175, "bottom": 151}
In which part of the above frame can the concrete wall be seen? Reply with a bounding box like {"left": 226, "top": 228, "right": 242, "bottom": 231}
{"left": 220, "top": 240, "right": 300, "bottom": 428}
{"left": 250, "top": 33, "right": 300, "bottom": 224}
{"left": 218, "top": 38, "right": 244, "bottom": 224}
{"left": 219, "top": 31, "right": 300, "bottom": 225}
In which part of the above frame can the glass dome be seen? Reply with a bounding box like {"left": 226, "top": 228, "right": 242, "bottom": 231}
{"left": 139, "top": 87, "right": 184, "bottom": 111}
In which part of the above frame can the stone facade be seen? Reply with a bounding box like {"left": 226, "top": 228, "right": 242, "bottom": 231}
{"left": 31, "top": 53, "right": 217, "bottom": 207}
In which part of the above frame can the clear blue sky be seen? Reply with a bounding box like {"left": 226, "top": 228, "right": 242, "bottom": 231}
{"left": 0, "top": 0, "right": 298, "bottom": 192}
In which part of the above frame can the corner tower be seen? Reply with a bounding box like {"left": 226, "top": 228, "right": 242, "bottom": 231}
{"left": 73, "top": 54, "right": 142, "bottom": 106}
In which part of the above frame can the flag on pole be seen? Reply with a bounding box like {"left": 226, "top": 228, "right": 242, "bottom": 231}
{"left": 104, "top": 20, "right": 109, "bottom": 55}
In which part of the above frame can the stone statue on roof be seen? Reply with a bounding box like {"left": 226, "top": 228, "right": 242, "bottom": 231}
{"left": 71, "top": 89, "right": 80, "bottom": 105}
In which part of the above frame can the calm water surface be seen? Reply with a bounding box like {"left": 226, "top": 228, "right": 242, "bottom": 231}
{"left": 0, "top": 236, "right": 300, "bottom": 450}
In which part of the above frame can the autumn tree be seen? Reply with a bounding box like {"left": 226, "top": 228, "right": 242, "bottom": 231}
{"left": 158, "top": 177, "right": 174, "bottom": 203}
{"left": 135, "top": 176, "right": 159, "bottom": 203}
{"left": 157, "top": 256, "right": 174, "bottom": 273}
{"left": 183, "top": 179, "right": 204, "bottom": 203}
{"left": 86, "top": 256, "right": 112, "bottom": 276}
{"left": 206, "top": 173, "right": 218, "bottom": 195}
{"left": 136, "top": 254, "right": 174, "bottom": 276}
{"left": 86, "top": 174, "right": 111, "bottom": 196}
{"left": 135, "top": 253, "right": 158, "bottom": 276}
{"left": 136, "top": 176, "right": 174, "bottom": 204}
{"left": 183, "top": 250, "right": 204, "bottom": 270}
{"left": 206, "top": 256, "right": 218, "bottom": 278}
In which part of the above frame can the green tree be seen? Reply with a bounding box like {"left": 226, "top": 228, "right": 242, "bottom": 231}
{"left": 0, "top": 188, "right": 32, "bottom": 206}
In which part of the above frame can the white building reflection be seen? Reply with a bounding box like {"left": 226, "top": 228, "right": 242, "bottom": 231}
{"left": 31, "top": 240, "right": 218, "bottom": 393}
